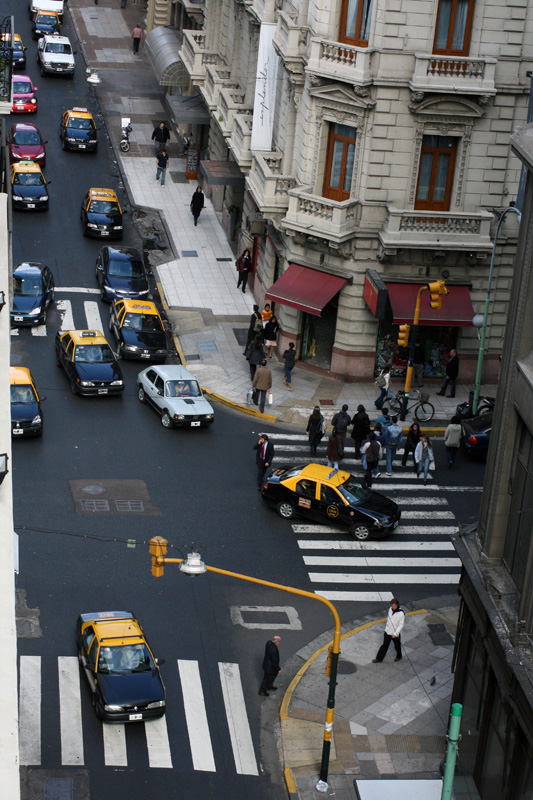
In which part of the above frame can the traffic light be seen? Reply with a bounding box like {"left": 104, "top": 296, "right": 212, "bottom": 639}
{"left": 150, "top": 536, "right": 167, "bottom": 578}
{"left": 397, "top": 324, "right": 410, "bottom": 348}
{"left": 428, "top": 280, "right": 448, "bottom": 310}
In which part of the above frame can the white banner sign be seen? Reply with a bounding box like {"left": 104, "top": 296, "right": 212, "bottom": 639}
{"left": 251, "top": 24, "right": 279, "bottom": 152}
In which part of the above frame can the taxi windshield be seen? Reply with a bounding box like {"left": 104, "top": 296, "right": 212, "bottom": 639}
{"left": 45, "top": 42, "right": 71, "bottom": 54}
{"left": 108, "top": 258, "right": 144, "bottom": 278}
{"left": 14, "top": 171, "right": 44, "bottom": 186}
{"left": 122, "top": 313, "right": 163, "bottom": 333}
{"left": 11, "top": 384, "right": 37, "bottom": 404}
{"left": 14, "top": 275, "right": 41, "bottom": 296}
{"left": 13, "top": 81, "right": 32, "bottom": 94}
{"left": 74, "top": 344, "right": 115, "bottom": 363}
{"left": 165, "top": 380, "right": 201, "bottom": 398}
{"left": 338, "top": 475, "right": 372, "bottom": 504}
{"left": 13, "top": 130, "right": 40, "bottom": 145}
{"left": 13, "top": 40, "right": 23, "bottom": 50}
{"left": 68, "top": 118, "right": 93, "bottom": 131}
{"left": 97, "top": 643, "right": 154, "bottom": 675}
{"left": 89, "top": 200, "right": 120, "bottom": 215}
{"left": 37, "top": 14, "right": 56, "bottom": 24}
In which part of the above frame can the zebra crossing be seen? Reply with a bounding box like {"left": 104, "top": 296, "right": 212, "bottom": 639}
{"left": 19, "top": 655, "right": 258, "bottom": 774}
{"left": 266, "top": 432, "right": 482, "bottom": 602}
{"left": 11, "top": 290, "right": 104, "bottom": 338}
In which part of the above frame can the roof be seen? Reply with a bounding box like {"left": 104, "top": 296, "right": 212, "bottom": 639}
{"left": 298, "top": 464, "right": 351, "bottom": 486}
{"left": 10, "top": 366, "right": 33, "bottom": 384}
{"left": 144, "top": 27, "right": 188, "bottom": 87}
{"left": 120, "top": 299, "right": 159, "bottom": 315}
{"left": 65, "top": 329, "right": 108, "bottom": 345}
{"left": 89, "top": 188, "right": 118, "bottom": 199}
{"left": 93, "top": 618, "right": 144, "bottom": 645}
{"left": 1, "top": 33, "right": 23, "bottom": 42}
{"left": 67, "top": 107, "right": 93, "bottom": 119}
{"left": 35, "top": 10, "right": 59, "bottom": 17}
{"left": 13, "top": 161, "right": 42, "bottom": 173}
{"left": 14, "top": 262, "right": 45, "bottom": 274}
{"left": 143, "top": 364, "right": 200, "bottom": 383}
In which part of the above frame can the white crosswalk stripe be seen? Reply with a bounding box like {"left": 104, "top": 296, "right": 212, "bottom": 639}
{"left": 58, "top": 656, "right": 84, "bottom": 766}
{"left": 11, "top": 297, "right": 106, "bottom": 338}
{"left": 19, "top": 656, "right": 41, "bottom": 765}
{"left": 178, "top": 659, "right": 216, "bottom": 772}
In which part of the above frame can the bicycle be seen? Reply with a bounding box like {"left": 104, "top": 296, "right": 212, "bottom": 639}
{"left": 390, "top": 389, "right": 435, "bottom": 422}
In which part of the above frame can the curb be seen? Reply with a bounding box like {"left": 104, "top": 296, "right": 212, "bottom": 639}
{"left": 283, "top": 766, "right": 299, "bottom": 800}
{"left": 202, "top": 388, "right": 277, "bottom": 421}
{"left": 156, "top": 280, "right": 188, "bottom": 367}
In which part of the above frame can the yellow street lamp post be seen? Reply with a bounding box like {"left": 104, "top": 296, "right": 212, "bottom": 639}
{"left": 149, "top": 537, "right": 341, "bottom": 793}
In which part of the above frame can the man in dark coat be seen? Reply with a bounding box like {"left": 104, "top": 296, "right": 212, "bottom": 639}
{"left": 331, "top": 404, "right": 351, "bottom": 442}
{"left": 437, "top": 349, "right": 459, "bottom": 397}
{"left": 254, "top": 433, "right": 274, "bottom": 491}
{"left": 190, "top": 186, "right": 205, "bottom": 226}
{"left": 151, "top": 121, "right": 170, "bottom": 155}
{"left": 259, "top": 635, "right": 281, "bottom": 696}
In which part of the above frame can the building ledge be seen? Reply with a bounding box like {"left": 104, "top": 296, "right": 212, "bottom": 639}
{"left": 306, "top": 38, "right": 373, "bottom": 86}
{"left": 282, "top": 187, "right": 361, "bottom": 245}
{"left": 409, "top": 53, "right": 497, "bottom": 97}
{"left": 379, "top": 206, "right": 494, "bottom": 252}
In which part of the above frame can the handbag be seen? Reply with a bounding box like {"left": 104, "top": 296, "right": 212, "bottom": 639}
{"left": 252, "top": 389, "right": 259, "bottom": 406}
{"left": 375, "top": 375, "right": 386, "bottom": 388}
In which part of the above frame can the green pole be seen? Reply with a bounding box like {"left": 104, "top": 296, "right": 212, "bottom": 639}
{"left": 441, "top": 703, "right": 463, "bottom": 800}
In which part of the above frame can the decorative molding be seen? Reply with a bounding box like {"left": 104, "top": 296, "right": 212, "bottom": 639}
{"left": 410, "top": 91, "right": 425, "bottom": 103}
{"left": 408, "top": 119, "right": 473, "bottom": 207}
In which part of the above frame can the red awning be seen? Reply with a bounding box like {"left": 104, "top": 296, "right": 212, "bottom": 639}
{"left": 265, "top": 264, "right": 348, "bottom": 317}
{"left": 387, "top": 283, "right": 474, "bottom": 326}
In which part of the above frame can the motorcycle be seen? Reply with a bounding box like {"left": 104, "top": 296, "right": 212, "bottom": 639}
{"left": 455, "top": 394, "right": 496, "bottom": 420}
{"left": 120, "top": 123, "right": 132, "bottom": 152}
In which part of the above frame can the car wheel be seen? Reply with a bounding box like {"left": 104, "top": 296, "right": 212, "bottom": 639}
{"left": 161, "top": 411, "right": 172, "bottom": 429}
{"left": 40, "top": 65, "right": 46, "bottom": 77}
{"left": 138, "top": 385, "right": 146, "bottom": 404}
{"left": 55, "top": 351, "right": 61, "bottom": 367}
{"left": 70, "top": 382, "right": 78, "bottom": 395}
{"left": 62, "top": 137, "right": 66, "bottom": 151}
{"left": 276, "top": 501, "right": 296, "bottom": 520}
{"left": 95, "top": 701, "right": 104, "bottom": 721}
{"left": 351, "top": 524, "right": 371, "bottom": 541}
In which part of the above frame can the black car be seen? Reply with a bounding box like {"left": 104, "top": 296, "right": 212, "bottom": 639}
{"left": 461, "top": 413, "right": 492, "bottom": 458}
{"left": 81, "top": 188, "right": 123, "bottom": 239}
{"left": 95, "top": 246, "right": 149, "bottom": 302}
{"left": 10, "top": 367, "right": 44, "bottom": 438}
{"left": 261, "top": 464, "right": 401, "bottom": 540}
{"left": 55, "top": 329, "right": 125, "bottom": 396}
{"left": 11, "top": 262, "right": 55, "bottom": 326}
{"left": 11, "top": 161, "right": 50, "bottom": 211}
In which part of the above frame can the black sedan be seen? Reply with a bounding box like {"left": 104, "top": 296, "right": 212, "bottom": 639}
{"left": 261, "top": 464, "right": 401, "bottom": 540}
{"left": 11, "top": 262, "right": 55, "bottom": 326}
{"left": 461, "top": 413, "right": 492, "bottom": 458}
{"left": 55, "top": 329, "right": 125, "bottom": 396}
{"left": 95, "top": 245, "right": 149, "bottom": 302}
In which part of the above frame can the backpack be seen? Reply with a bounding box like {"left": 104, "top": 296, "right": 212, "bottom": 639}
{"left": 367, "top": 440, "right": 381, "bottom": 463}
{"left": 375, "top": 375, "right": 386, "bottom": 388}
{"left": 253, "top": 315, "right": 263, "bottom": 333}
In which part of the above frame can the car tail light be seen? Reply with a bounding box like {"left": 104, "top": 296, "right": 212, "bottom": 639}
{"left": 262, "top": 482, "right": 269, "bottom": 491}
{"left": 467, "top": 435, "right": 478, "bottom": 444}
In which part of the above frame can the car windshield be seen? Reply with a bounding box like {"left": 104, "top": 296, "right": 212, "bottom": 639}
{"left": 13, "top": 41, "right": 23, "bottom": 51}
{"left": 13, "top": 130, "right": 40, "bottom": 145}
{"left": 14, "top": 172, "right": 44, "bottom": 186}
{"left": 11, "top": 384, "right": 37, "bottom": 404}
{"left": 165, "top": 380, "right": 201, "bottom": 398}
{"left": 279, "top": 466, "right": 304, "bottom": 480}
{"left": 45, "top": 42, "right": 71, "bottom": 54}
{"left": 89, "top": 200, "right": 120, "bottom": 214}
{"left": 122, "top": 313, "right": 163, "bottom": 333}
{"left": 97, "top": 644, "right": 154, "bottom": 675}
{"left": 13, "top": 81, "right": 32, "bottom": 94}
{"left": 14, "top": 275, "right": 41, "bottom": 296}
{"left": 108, "top": 258, "right": 144, "bottom": 278}
{"left": 69, "top": 118, "right": 93, "bottom": 131}
{"left": 37, "top": 15, "right": 56, "bottom": 24}
{"left": 338, "top": 475, "right": 372, "bottom": 504}
{"left": 74, "top": 344, "right": 115, "bottom": 363}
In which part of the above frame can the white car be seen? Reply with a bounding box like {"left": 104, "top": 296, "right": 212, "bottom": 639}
{"left": 137, "top": 365, "right": 214, "bottom": 429}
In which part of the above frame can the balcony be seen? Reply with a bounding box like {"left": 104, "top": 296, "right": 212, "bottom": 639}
{"left": 249, "top": 0, "right": 277, "bottom": 24}
{"left": 410, "top": 54, "right": 497, "bottom": 96}
{"left": 247, "top": 152, "right": 297, "bottom": 216}
{"left": 203, "top": 64, "right": 237, "bottom": 110}
{"left": 306, "top": 38, "right": 373, "bottom": 86}
{"left": 379, "top": 207, "right": 494, "bottom": 252}
{"left": 273, "top": 10, "right": 308, "bottom": 74}
{"left": 228, "top": 113, "right": 254, "bottom": 170}
{"left": 282, "top": 188, "right": 362, "bottom": 245}
{"left": 180, "top": 30, "right": 219, "bottom": 84}
{"left": 218, "top": 88, "right": 253, "bottom": 138}
{"left": 181, "top": 0, "right": 205, "bottom": 26}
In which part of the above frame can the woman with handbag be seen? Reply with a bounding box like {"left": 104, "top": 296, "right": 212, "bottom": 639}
{"left": 414, "top": 435, "right": 435, "bottom": 485}
{"left": 245, "top": 334, "right": 265, "bottom": 381}
{"left": 236, "top": 249, "right": 252, "bottom": 293}
{"left": 263, "top": 315, "right": 279, "bottom": 358}
{"left": 374, "top": 364, "right": 392, "bottom": 410}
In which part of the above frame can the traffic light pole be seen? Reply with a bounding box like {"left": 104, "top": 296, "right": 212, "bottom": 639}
{"left": 400, "top": 286, "right": 425, "bottom": 421}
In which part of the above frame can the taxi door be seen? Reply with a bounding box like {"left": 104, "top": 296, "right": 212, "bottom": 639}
{"left": 60, "top": 111, "right": 68, "bottom": 138}
{"left": 109, "top": 301, "right": 125, "bottom": 344}
{"left": 79, "top": 625, "right": 98, "bottom": 694}
{"left": 57, "top": 333, "right": 73, "bottom": 371}
{"left": 316, "top": 483, "right": 352, "bottom": 529}
{"left": 293, "top": 478, "right": 321, "bottom": 521}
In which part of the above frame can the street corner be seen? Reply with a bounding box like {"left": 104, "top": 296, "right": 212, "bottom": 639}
{"left": 203, "top": 387, "right": 277, "bottom": 421}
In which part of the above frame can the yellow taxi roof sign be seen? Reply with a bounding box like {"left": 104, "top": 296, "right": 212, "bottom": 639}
{"left": 89, "top": 188, "right": 118, "bottom": 199}
{"left": 10, "top": 366, "right": 34, "bottom": 385}
{"left": 298, "top": 463, "right": 351, "bottom": 485}
{"left": 68, "top": 329, "right": 109, "bottom": 346}
{"left": 121, "top": 299, "right": 159, "bottom": 315}
{"left": 70, "top": 107, "right": 93, "bottom": 119}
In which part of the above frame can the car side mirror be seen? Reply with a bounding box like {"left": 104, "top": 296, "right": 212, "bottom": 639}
{"left": 46, "top": 180, "right": 52, "bottom": 185}
{"left": 156, "top": 658, "right": 165, "bottom": 666}
{"left": 44, "top": 140, "right": 48, "bottom": 144}
{"left": 96, "top": 264, "right": 103, "bottom": 271}
{"left": 157, "top": 389, "right": 163, "bottom": 396}
{"left": 40, "top": 396, "right": 46, "bottom": 402}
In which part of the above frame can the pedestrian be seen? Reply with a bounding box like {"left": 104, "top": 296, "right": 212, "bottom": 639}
{"left": 401, "top": 422, "right": 420, "bottom": 470}
{"left": 254, "top": 434, "right": 274, "bottom": 492}
{"left": 236, "top": 248, "right": 252, "bottom": 293}
{"left": 151, "top": 121, "right": 170, "bottom": 155}
{"left": 326, "top": 432, "right": 343, "bottom": 477}
{"left": 258, "top": 635, "right": 281, "bottom": 696}
{"left": 414, "top": 434, "right": 435, "bottom": 485}
{"left": 372, "top": 599, "right": 405, "bottom": 663}
{"left": 374, "top": 364, "right": 392, "bottom": 410}
{"left": 155, "top": 148, "right": 169, "bottom": 186}
{"left": 282, "top": 341, "right": 296, "bottom": 391}
{"left": 444, "top": 415, "right": 462, "bottom": 468}
{"left": 437, "top": 348, "right": 459, "bottom": 397}
{"left": 182, "top": 131, "right": 193, "bottom": 155}
{"left": 350, "top": 404, "right": 371, "bottom": 458}
{"left": 331, "top": 404, "right": 351, "bottom": 442}
{"left": 413, "top": 340, "right": 425, "bottom": 388}
{"left": 375, "top": 407, "right": 392, "bottom": 430}
{"left": 382, "top": 415, "right": 403, "bottom": 476}
{"left": 252, "top": 359, "right": 272, "bottom": 413}
{"left": 361, "top": 433, "right": 382, "bottom": 487}
{"left": 244, "top": 305, "right": 262, "bottom": 352}
{"left": 261, "top": 303, "right": 272, "bottom": 327}
{"left": 131, "top": 23, "right": 143, "bottom": 53}
{"left": 190, "top": 185, "right": 204, "bottom": 226}
{"left": 263, "top": 316, "right": 279, "bottom": 359}
{"left": 245, "top": 334, "right": 265, "bottom": 381}
{"left": 306, "top": 405, "right": 325, "bottom": 455}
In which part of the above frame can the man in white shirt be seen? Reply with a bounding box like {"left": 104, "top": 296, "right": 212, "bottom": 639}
{"left": 372, "top": 599, "right": 405, "bottom": 663}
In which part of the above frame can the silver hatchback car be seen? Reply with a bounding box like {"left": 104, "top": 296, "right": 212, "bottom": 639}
{"left": 137, "top": 365, "right": 214, "bottom": 428}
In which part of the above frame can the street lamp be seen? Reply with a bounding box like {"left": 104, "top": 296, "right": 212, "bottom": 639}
{"left": 471, "top": 205, "right": 521, "bottom": 415}
{"left": 150, "top": 539, "right": 341, "bottom": 793}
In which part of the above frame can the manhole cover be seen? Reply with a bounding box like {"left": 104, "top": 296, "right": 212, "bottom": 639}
{"left": 428, "top": 623, "right": 454, "bottom": 646}
{"left": 80, "top": 499, "right": 110, "bottom": 512}
{"left": 115, "top": 500, "right": 145, "bottom": 512}
{"left": 337, "top": 660, "right": 357, "bottom": 674}
{"left": 182, "top": 250, "right": 198, "bottom": 257}
{"left": 319, "top": 399, "right": 334, "bottom": 405}
{"left": 44, "top": 779, "right": 73, "bottom": 800}
{"left": 198, "top": 340, "right": 218, "bottom": 353}
{"left": 81, "top": 484, "right": 105, "bottom": 495}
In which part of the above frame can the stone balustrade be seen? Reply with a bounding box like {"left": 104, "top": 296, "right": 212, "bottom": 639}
{"left": 218, "top": 87, "right": 253, "bottom": 137}
{"left": 379, "top": 206, "right": 494, "bottom": 251}
{"left": 306, "top": 38, "right": 373, "bottom": 85}
{"left": 229, "top": 113, "right": 254, "bottom": 169}
{"left": 180, "top": 30, "right": 216, "bottom": 83}
{"left": 250, "top": 0, "right": 277, "bottom": 24}
{"left": 410, "top": 53, "right": 497, "bottom": 95}
{"left": 282, "top": 188, "right": 361, "bottom": 243}
{"left": 273, "top": 10, "right": 308, "bottom": 62}
{"left": 247, "top": 152, "right": 296, "bottom": 214}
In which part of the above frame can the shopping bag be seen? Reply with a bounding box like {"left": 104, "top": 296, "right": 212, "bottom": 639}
{"left": 246, "top": 387, "right": 254, "bottom": 405}
{"left": 252, "top": 389, "right": 259, "bottom": 406}
{"left": 267, "top": 390, "right": 273, "bottom": 405}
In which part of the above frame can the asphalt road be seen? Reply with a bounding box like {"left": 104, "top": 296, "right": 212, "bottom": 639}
{"left": 9, "top": 4, "right": 487, "bottom": 799}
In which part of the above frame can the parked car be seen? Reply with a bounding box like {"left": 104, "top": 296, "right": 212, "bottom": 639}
{"left": 1, "top": 33, "right": 26, "bottom": 69}
{"left": 8, "top": 122, "right": 47, "bottom": 166}
{"left": 11, "top": 262, "right": 55, "bottom": 326}
{"left": 461, "top": 413, "right": 492, "bottom": 458}
{"left": 10, "top": 366, "right": 44, "bottom": 437}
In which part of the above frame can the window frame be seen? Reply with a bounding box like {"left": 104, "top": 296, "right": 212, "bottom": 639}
{"left": 414, "top": 135, "right": 458, "bottom": 212}
{"left": 323, "top": 123, "right": 357, "bottom": 202}
{"left": 433, "top": 0, "right": 475, "bottom": 57}
{"left": 339, "top": 0, "right": 373, "bottom": 48}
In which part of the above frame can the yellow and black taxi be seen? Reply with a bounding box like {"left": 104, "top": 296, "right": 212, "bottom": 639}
{"left": 81, "top": 188, "right": 123, "bottom": 239}
{"left": 1, "top": 33, "right": 26, "bottom": 69}
{"left": 76, "top": 610, "right": 166, "bottom": 723}
{"left": 10, "top": 366, "right": 44, "bottom": 437}
{"left": 32, "top": 10, "right": 61, "bottom": 39}
{"left": 54, "top": 329, "right": 125, "bottom": 396}
{"left": 109, "top": 299, "right": 168, "bottom": 362}
{"left": 11, "top": 160, "right": 50, "bottom": 211}
{"left": 60, "top": 107, "right": 98, "bottom": 152}
{"left": 261, "top": 464, "right": 401, "bottom": 541}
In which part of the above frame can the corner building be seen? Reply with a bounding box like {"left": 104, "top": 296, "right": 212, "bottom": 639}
{"left": 177, "top": 0, "right": 531, "bottom": 381}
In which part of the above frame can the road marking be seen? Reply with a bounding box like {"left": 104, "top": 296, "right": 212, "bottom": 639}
{"left": 219, "top": 662, "right": 258, "bottom": 776}
{"left": 291, "top": 524, "right": 457, "bottom": 536}
{"left": 303, "top": 555, "right": 461, "bottom": 568}
{"left": 297, "top": 539, "right": 456, "bottom": 551}
{"left": 102, "top": 723, "right": 127, "bottom": 766}
{"left": 317, "top": 590, "right": 394, "bottom": 602}
{"left": 58, "top": 656, "right": 84, "bottom": 765}
{"left": 31, "top": 324, "right": 47, "bottom": 337}
{"left": 56, "top": 299, "right": 75, "bottom": 331}
{"left": 178, "top": 660, "right": 216, "bottom": 772}
{"left": 308, "top": 572, "right": 460, "bottom": 584}
{"left": 84, "top": 300, "right": 104, "bottom": 333}
{"left": 145, "top": 716, "right": 173, "bottom": 768}
{"left": 56, "top": 287, "right": 100, "bottom": 294}
{"left": 395, "top": 496, "right": 448, "bottom": 505}
{"left": 400, "top": 510, "right": 455, "bottom": 519}
{"left": 19, "top": 656, "right": 41, "bottom": 766}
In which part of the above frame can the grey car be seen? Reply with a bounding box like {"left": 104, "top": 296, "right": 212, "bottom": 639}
{"left": 137, "top": 365, "right": 214, "bottom": 428}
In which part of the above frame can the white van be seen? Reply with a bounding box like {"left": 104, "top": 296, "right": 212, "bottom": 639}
{"left": 28, "top": 0, "right": 65, "bottom": 21}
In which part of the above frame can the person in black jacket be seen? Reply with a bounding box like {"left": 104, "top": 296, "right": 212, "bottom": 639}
{"left": 331, "top": 404, "right": 351, "bottom": 442}
{"left": 307, "top": 406, "right": 325, "bottom": 455}
{"left": 283, "top": 342, "right": 296, "bottom": 390}
{"left": 151, "top": 121, "right": 170, "bottom": 155}
{"left": 401, "top": 422, "right": 421, "bottom": 470}
{"left": 263, "top": 315, "right": 279, "bottom": 358}
{"left": 259, "top": 635, "right": 281, "bottom": 696}
{"left": 437, "top": 349, "right": 459, "bottom": 397}
{"left": 190, "top": 185, "right": 205, "bottom": 226}
{"left": 244, "top": 305, "right": 262, "bottom": 352}
{"left": 245, "top": 334, "right": 265, "bottom": 380}
{"left": 350, "top": 404, "right": 371, "bottom": 458}
{"left": 254, "top": 434, "right": 275, "bottom": 491}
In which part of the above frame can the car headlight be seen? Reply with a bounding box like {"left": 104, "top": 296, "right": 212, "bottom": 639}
{"left": 67, "top": 137, "right": 77, "bottom": 142}
{"left": 89, "top": 139, "right": 97, "bottom": 144}
{"left": 28, "top": 307, "right": 42, "bottom": 316}
{"left": 206, "top": 414, "right": 214, "bottom": 419}
{"left": 80, "top": 381, "right": 95, "bottom": 387}
{"left": 156, "top": 349, "right": 167, "bottom": 354}
{"left": 31, "top": 98, "right": 37, "bottom": 104}
{"left": 110, "top": 380, "right": 124, "bottom": 386}
{"left": 104, "top": 705, "right": 124, "bottom": 712}
{"left": 175, "top": 414, "right": 185, "bottom": 420}
{"left": 113, "top": 225, "right": 123, "bottom": 230}
{"left": 35, "top": 153, "right": 44, "bottom": 159}
{"left": 31, "top": 415, "right": 42, "bottom": 425}
{"left": 146, "top": 700, "right": 165, "bottom": 709}
{"left": 138, "top": 289, "right": 149, "bottom": 295}
{"left": 87, "top": 223, "right": 98, "bottom": 229}
{"left": 124, "top": 345, "right": 139, "bottom": 351}
{"left": 13, "top": 195, "right": 23, "bottom": 201}
{"left": 39, "top": 196, "right": 48, "bottom": 201}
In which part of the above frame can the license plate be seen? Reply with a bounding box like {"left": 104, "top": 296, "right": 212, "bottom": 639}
{"left": 17, "top": 105, "right": 25, "bottom": 110}
{"left": 56, "top": 68, "right": 63, "bottom": 72}
{"left": 101, "top": 231, "right": 109, "bottom": 236}
{"left": 27, "top": 203, "right": 35, "bottom": 209}
{"left": 12, "top": 429, "right": 24, "bottom": 435}
{"left": 98, "top": 388, "right": 108, "bottom": 395}
{"left": 191, "top": 421, "right": 201, "bottom": 427}
{"left": 79, "top": 144, "right": 86, "bottom": 149}
{"left": 129, "top": 713, "right": 142, "bottom": 721}
{"left": 141, "top": 353, "right": 150, "bottom": 358}
{"left": 14, "top": 316, "right": 24, "bottom": 321}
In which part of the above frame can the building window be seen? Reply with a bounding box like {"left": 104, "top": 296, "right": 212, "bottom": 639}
{"left": 339, "top": 0, "right": 373, "bottom": 47}
{"left": 503, "top": 422, "right": 533, "bottom": 599}
{"left": 323, "top": 123, "right": 357, "bottom": 201}
{"left": 414, "top": 135, "right": 457, "bottom": 211}
{"left": 433, "top": 0, "right": 475, "bottom": 56}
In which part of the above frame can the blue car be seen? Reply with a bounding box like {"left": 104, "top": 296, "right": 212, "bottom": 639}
{"left": 11, "top": 262, "right": 55, "bottom": 326}
{"left": 461, "top": 414, "right": 492, "bottom": 458}
{"left": 95, "top": 245, "right": 149, "bottom": 302}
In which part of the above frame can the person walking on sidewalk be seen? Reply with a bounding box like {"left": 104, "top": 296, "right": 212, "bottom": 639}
{"left": 151, "top": 121, "right": 170, "bottom": 155}
{"left": 236, "top": 248, "right": 252, "bottom": 293}
{"left": 373, "top": 599, "right": 405, "bottom": 663}
{"left": 444, "top": 415, "right": 462, "bottom": 468}
{"left": 437, "top": 349, "right": 459, "bottom": 397}
{"left": 361, "top": 433, "right": 382, "bottom": 488}
{"left": 245, "top": 305, "right": 262, "bottom": 352}
{"left": 190, "top": 185, "right": 204, "bottom": 226}
{"left": 254, "top": 434, "right": 274, "bottom": 492}
{"left": 375, "top": 407, "right": 392, "bottom": 430}
{"left": 331, "top": 404, "right": 351, "bottom": 443}
{"left": 413, "top": 340, "right": 425, "bottom": 388}
{"left": 350, "top": 404, "right": 371, "bottom": 458}
{"left": 246, "top": 334, "right": 265, "bottom": 381}
{"left": 252, "top": 359, "right": 272, "bottom": 413}
{"left": 307, "top": 406, "right": 325, "bottom": 456}
{"left": 282, "top": 342, "right": 296, "bottom": 390}
{"left": 326, "top": 432, "right": 343, "bottom": 477}
{"left": 414, "top": 434, "right": 435, "bottom": 485}
{"left": 258, "top": 635, "right": 281, "bottom": 696}
{"left": 401, "top": 422, "right": 420, "bottom": 470}
{"left": 155, "top": 149, "right": 169, "bottom": 186}
{"left": 374, "top": 364, "right": 392, "bottom": 409}
{"left": 263, "top": 316, "right": 279, "bottom": 359}
{"left": 382, "top": 415, "right": 403, "bottom": 476}
{"left": 131, "top": 24, "right": 143, "bottom": 54}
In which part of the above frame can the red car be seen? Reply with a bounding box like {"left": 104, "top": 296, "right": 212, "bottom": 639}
{"left": 8, "top": 122, "right": 46, "bottom": 166}
{"left": 12, "top": 76, "right": 38, "bottom": 113}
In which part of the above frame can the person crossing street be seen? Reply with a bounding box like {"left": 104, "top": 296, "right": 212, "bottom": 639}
{"left": 372, "top": 599, "right": 405, "bottom": 663}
